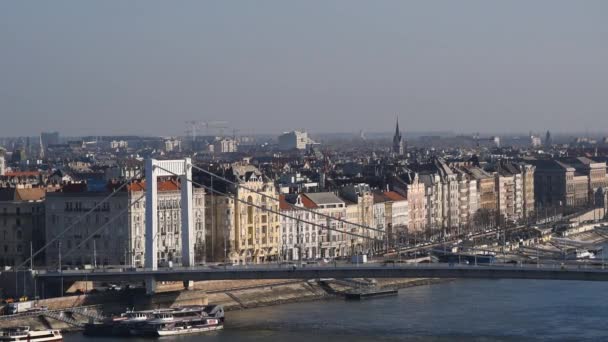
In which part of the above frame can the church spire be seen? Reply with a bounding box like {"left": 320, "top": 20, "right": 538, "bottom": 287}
{"left": 392, "top": 115, "right": 405, "bottom": 156}
{"left": 395, "top": 116, "right": 400, "bottom": 137}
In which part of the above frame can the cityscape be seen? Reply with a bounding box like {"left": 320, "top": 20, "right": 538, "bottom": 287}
{"left": 2, "top": 1, "right": 608, "bottom": 341}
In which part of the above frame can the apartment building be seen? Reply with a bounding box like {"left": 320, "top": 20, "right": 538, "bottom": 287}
{"left": 45, "top": 179, "right": 205, "bottom": 267}
{"left": 204, "top": 164, "right": 280, "bottom": 264}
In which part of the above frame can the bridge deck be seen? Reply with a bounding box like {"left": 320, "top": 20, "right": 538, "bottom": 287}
{"left": 36, "top": 264, "right": 608, "bottom": 282}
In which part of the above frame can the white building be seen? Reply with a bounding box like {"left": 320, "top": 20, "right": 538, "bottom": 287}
{"left": 278, "top": 131, "right": 315, "bottom": 150}
{"left": 419, "top": 173, "right": 444, "bottom": 232}
{"left": 110, "top": 140, "right": 128, "bottom": 149}
{"left": 372, "top": 195, "right": 387, "bottom": 252}
{"left": 378, "top": 191, "right": 409, "bottom": 248}
{"left": 213, "top": 138, "right": 238, "bottom": 153}
{"left": 278, "top": 172, "right": 318, "bottom": 194}
{"left": 279, "top": 194, "right": 322, "bottom": 261}
{"left": 302, "top": 192, "right": 348, "bottom": 258}
{"left": 0, "top": 155, "right": 5, "bottom": 176}
{"left": 45, "top": 179, "right": 205, "bottom": 268}
{"left": 493, "top": 136, "right": 501, "bottom": 148}
{"left": 164, "top": 138, "right": 181, "bottom": 152}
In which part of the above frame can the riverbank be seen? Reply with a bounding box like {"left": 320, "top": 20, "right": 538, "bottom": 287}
{"left": 0, "top": 278, "right": 452, "bottom": 330}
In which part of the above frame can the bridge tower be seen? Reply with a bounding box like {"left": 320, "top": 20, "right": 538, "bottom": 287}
{"left": 145, "top": 158, "right": 195, "bottom": 293}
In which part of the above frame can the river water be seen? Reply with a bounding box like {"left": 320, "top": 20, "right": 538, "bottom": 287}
{"left": 65, "top": 279, "right": 608, "bottom": 341}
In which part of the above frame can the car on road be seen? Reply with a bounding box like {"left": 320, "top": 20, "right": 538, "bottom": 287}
{"left": 107, "top": 284, "right": 122, "bottom": 291}
{"left": 279, "top": 261, "right": 297, "bottom": 267}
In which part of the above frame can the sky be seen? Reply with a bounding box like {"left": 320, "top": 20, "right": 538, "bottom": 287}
{"left": 1, "top": 1, "right": 607, "bottom": 137}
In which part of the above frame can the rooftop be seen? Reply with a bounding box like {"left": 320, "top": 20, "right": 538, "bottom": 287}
{"left": 303, "top": 192, "right": 344, "bottom": 205}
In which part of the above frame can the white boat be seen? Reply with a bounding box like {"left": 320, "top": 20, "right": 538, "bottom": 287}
{"left": 156, "top": 319, "right": 224, "bottom": 336}
{"left": 0, "top": 327, "right": 62, "bottom": 342}
{"left": 134, "top": 305, "right": 225, "bottom": 337}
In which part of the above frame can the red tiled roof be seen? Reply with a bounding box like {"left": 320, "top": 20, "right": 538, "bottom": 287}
{"left": 280, "top": 194, "right": 318, "bottom": 210}
{"left": 383, "top": 191, "right": 406, "bottom": 202}
{"left": 15, "top": 188, "right": 46, "bottom": 201}
{"left": 127, "top": 179, "right": 181, "bottom": 192}
{"left": 373, "top": 193, "right": 389, "bottom": 203}
{"left": 300, "top": 194, "right": 319, "bottom": 209}
{"left": 279, "top": 195, "right": 291, "bottom": 210}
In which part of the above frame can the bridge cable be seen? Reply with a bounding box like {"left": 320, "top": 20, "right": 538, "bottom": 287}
{"left": 58, "top": 194, "right": 145, "bottom": 267}
{"left": 191, "top": 164, "right": 385, "bottom": 234}
{"left": 156, "top": 165, "right": 383, "bottom": 243}
{"left": 17, "top": 171, "right": 143, "bottom": 270}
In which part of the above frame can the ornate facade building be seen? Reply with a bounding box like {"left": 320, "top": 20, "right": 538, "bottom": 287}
{"left": 205, "top": 164, "right": 280, "bottom": 264}
{"left": 45, "top": 179, "right": 205, "bottom": 268}
{"left": 279, "top": 194, "right": 323, "bottom": 261}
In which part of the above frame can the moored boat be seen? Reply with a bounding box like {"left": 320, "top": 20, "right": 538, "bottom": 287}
{"left": 83, "top": 305, "right": 224, "bottom": 337}
{"left": 133, "top": 305, "right": 225, "bottom": 337}
{"left": 0, "top": 327, "right": 62, "bottom": 342}
{"left": 83, "top": 308, "right": 165, "bottom": 337}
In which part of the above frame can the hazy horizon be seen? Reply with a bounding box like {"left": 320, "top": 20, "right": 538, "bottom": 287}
{"left": 2, "top": 1, "right": 607, "bottom": 137}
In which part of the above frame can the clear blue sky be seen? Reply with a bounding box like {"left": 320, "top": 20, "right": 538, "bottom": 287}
{"left": 1, "top": 1, "right": 607, "bottom": 137}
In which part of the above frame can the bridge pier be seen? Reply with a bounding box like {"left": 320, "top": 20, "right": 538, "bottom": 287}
{"left": 145, "top": 276, "right": 157, "bottom": 295}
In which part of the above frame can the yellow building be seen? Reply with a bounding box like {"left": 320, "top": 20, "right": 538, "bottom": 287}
{"left": 206, "top": 164, "right": 280, "bottom": 264}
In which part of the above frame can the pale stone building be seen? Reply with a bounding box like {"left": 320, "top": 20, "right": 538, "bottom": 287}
{"left": 0, "top": 155, "right": 5, "bottom": 176}
{"left": 401, "top": 173, "right": 427, "bottom": 233}
{"left": 382, "top": 191, "right": 409, "bottom": 246}
{"left": 493, "top": 161, "right": 535, "bottom": 223}
{"left": 213, "top": 138, "right": 238, "bottom": 153}
{"left": 279, "top": 194, "right": 322, "bottom": 261}
{"left": 0, "top": 187, "right": 46, "bottom": 267}
{"left": 372, "top": 194, "right": 387, "bottom": 252}
{"left": 419, "top": 173, "right": 443, "bottom": 233}
{"left": 344, "top": 200, "right": 361, "bottom": 252}
{"left": 205, "top": 164, "right": 280, "bottom": 264}
{"left": 453, "top": 168, "right": 479, "bottom": 229}
{"left": 45, "top": 179, "right": 205, "bottom": 268}
{"left": 277, "top": 131, "right": 315, "bottom": 150}
{"left": 127, "top": 180, "right": 205, "bottom": 266}
{"left": 340, "top": 184, "right": 375, "bottom": 252}
{"left": 302, "top": 192, "right": 348, "bottom": 258}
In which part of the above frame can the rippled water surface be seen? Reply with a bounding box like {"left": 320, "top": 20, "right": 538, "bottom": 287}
{"left": 66, "top": 279, "right": 608, "bottom": 341}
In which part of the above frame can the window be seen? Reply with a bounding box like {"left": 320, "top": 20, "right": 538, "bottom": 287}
{"left": 247, "top": 196, "right": 254, "bottom": 224}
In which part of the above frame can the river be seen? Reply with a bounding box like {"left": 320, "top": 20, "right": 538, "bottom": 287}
{"left": 65, "top": 279, "right": 608, "bottom": 341}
